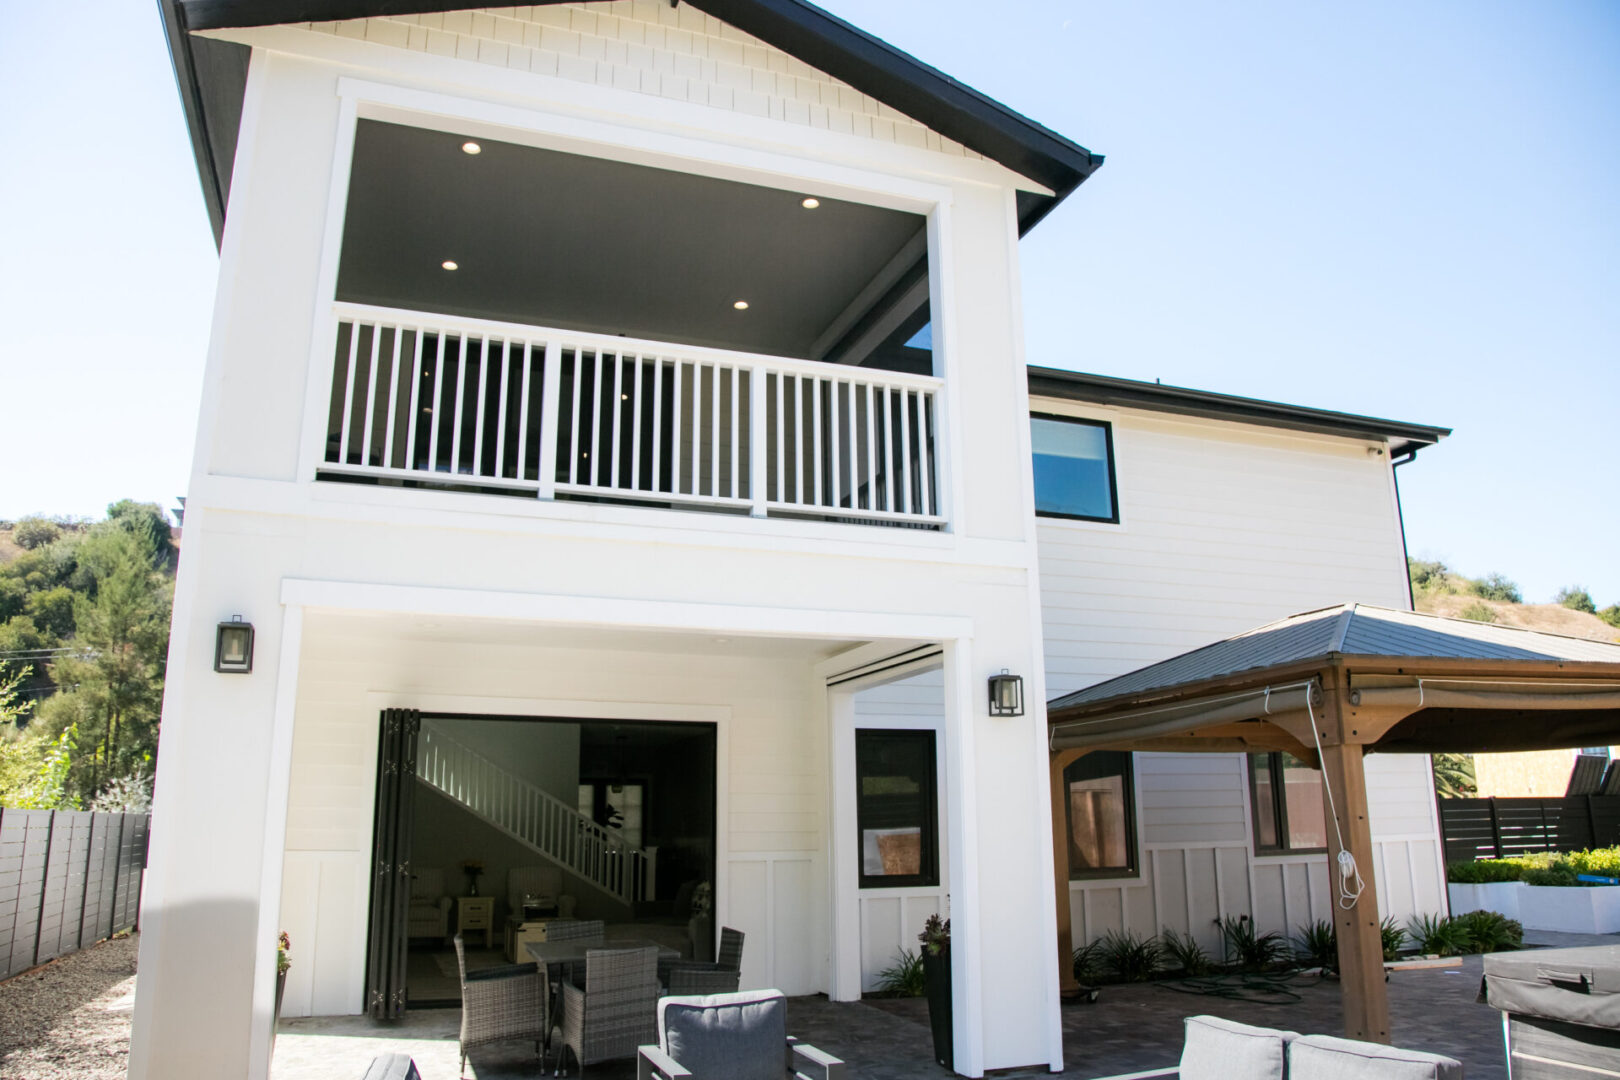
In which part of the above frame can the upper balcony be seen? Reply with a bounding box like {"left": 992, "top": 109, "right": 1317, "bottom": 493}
{"left": 313, "top": 119, "right": 944, "bottom": 530}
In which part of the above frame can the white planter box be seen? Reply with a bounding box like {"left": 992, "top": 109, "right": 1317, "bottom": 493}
{"left": 1448, "top": 881, "right": 1523, "bottom": 921}
{"left": 1517, "top": 885, "right": 1620, "bottom": 934}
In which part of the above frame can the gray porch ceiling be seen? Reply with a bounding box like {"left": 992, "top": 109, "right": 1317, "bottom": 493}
{"left": 336, "top": 120, "right": 926, "bottom": 360}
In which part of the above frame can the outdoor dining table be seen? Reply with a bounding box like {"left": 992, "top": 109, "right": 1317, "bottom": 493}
{"left": 525, "top": 937, "right": 682, "bottom": 1053}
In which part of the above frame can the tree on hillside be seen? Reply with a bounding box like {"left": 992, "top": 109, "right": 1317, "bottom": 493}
{"left": 34, "top": 526, "right": 169, "bottom": 802}
{"left": 1555, "top": 586, "right": 1597, "bottom": 615}
{"left": 1471, "top": 573, "right": 1522, "bottom": 604}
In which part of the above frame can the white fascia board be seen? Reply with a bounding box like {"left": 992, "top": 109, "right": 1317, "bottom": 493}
{"left": 196, "top": 25, "right": 1048, "bottom": 197}
{"left": 186, "top": 473, "right": 1037, "bottom": 572}
{"left": 279, "top": 577, "right": 976, "bottom": 643}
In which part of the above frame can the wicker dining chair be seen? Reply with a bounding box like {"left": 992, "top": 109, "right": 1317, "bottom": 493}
{"left": 716, "top": 926, "right": 745, "bottom": 973}
{"left": 453, "top": 934, "right": 545, "bottom": 1077}
{"left": 546, "top": 919, "right": 606, "bottom": 943}
{"left": 557, "top": 945, "right": 661, "bottom": 1075}
{"left": 663, "top": 962, "right": 742, "bottom": 996}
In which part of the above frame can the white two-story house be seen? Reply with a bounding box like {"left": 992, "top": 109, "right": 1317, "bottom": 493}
{"left": 139, "top": 2, "right": 1448, "bottom": 1078}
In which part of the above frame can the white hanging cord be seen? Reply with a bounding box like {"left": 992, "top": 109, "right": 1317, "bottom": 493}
{"left": 1305, "top": 686, "right": 1366, "bottom": 910}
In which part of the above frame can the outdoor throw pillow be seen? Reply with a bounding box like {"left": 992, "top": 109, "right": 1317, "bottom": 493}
{"left": 1180, "top": 1015, "right": 1298, "bottom": 1080}
{"left": 658, "top": 989, "right": 786, "bottom": 1080}
{"left": 1289, "top": 1034, "right": 1464, "bottom": 1080}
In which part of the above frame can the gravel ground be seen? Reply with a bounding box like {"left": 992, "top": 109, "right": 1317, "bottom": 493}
{"left": 0, "top": 933, "right": 139, "bottom": 1080}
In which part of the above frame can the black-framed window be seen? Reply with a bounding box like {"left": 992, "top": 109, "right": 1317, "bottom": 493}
{"left": 856, "top": 729, "right": 939, "bottom": 888}
{"left": 1249, "top": 752, "right": 1328, "bottom": 854}
{"left": 1032, "top": 414, "right": 1119, "bottom": 523}
{"left": 1064, "top": 751, "right": 1138, "bottom": 878}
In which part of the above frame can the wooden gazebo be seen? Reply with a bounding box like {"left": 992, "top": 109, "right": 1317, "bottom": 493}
{"left": 1046, "top": 604, "right": 1620, "bottom": 1042}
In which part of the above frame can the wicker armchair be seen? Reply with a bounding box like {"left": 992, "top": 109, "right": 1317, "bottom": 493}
{"left": 453, "top": 934, "right": 545, "bottom": 1077}
{"left": 546, "top": 919, "right": 605, "bottom": 943}
{"left": 558, "top": 946, "right": 661, "bottom": 1074}
{"left": 636, "top": 990, "right": 844, "bottom": 1080}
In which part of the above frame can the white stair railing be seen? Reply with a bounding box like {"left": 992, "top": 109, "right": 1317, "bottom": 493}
{"left": 415, "top": 721, "right": 656, "bottom": 907}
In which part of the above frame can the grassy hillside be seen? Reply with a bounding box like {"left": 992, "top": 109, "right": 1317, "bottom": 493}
{"left": 1410, "top": 559, "right": 1620, "bottom": 644}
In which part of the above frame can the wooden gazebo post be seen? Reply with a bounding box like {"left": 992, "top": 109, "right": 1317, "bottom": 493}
{"left": 1312, "top": 672, "right": 1390, "bottom": 1043}
{"left": 1049, "top": 748, "right": 1086, "bottom": 997}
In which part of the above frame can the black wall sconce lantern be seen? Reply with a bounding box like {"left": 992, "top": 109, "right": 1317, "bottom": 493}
{"left": 215, "top": 616, "right": 255, "bottom": 674}
{"left": 988, "top": 669, "right": 1024, "bottom": 717}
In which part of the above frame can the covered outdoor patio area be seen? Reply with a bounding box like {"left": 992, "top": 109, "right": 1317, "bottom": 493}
{"left": 265, "top": 935, "right": 1592, "bottom": 1079}
{"left": 1047, "top": 603, "right": 1620, "bottom": 1046}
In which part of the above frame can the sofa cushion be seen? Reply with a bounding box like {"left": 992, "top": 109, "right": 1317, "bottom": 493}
{"left": 1180, "top": 1015, "right": 1298, "bottom": 1080}
{"left": 1289, "top": 1035, "right": 1463, "bottom": 1080}
{"left": 658, "top": 990, "right": 785, "bottom": 1080}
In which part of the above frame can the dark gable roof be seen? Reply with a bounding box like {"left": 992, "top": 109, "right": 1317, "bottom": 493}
{"left": 160, "top": 0, "right": 1103, "bottom": 246}
{"left": 1049, "top": 604, "right": 1620, "bottom": 713}
{"left": 1027, "top": 367, "right": 1451, "bottom": 456}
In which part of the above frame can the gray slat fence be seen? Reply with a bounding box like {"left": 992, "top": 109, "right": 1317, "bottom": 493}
{"left": 0, "top": 807, "right": 149, "bottom": 979}
{"left": 1438, "top": 796, "right": 1620, "bottom": 865}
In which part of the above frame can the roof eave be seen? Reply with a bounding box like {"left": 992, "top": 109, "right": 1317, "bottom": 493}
{"left": 167, "top": 0, "right": 1104, "bottom": 246}
{"left": 1027, "top": 367, "right": 1451, "bottom": 449}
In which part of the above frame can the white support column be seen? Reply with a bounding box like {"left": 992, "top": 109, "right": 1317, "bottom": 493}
{"left": 825, "top": 684, "right": 862, "bottom": 1000}
{"left": 246, "top": 603, "right": 305, "bottom": 1080}
{"left": 941, "top": 639, "right": 984, "bottom": 1077}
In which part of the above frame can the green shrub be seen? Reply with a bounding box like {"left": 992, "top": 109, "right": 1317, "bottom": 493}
{"left": 1294, "top": 919, "right": 1337, "bottom": 972}
{"left": 1409, "top": 558, "right": 1450, "bottom": 592}
{"left": 1564, "top": 847, "right": 1620, "bottom": 879}
{"left": 11, "top": 517, "right": 61, "bottom": 551}
{"left": 1433, "top": 754, "right": 1477, "bottom": 799}
{"left": 1600, "top": 604, "right": 1620, "bottom": 630}
{"left": 1408, "top": 913, "right": 1471, "bottom": 957}
{"left": 1159, "top": 929, "right": 1214, "bottom": 977}
{"left": 1221, "top": 916, "right": 1290, "bottom": 972}
{"left": 1453, "top": 910, "right": 1523, "bottom": 953}
{"left": 1523, "top": 865, "right": 1580, "bottom": 887}
{"left": 1448, "top": 859, "right": 1524, "bottom": 884}
{"left": 1472, "top": 573, "right": 1522, "bottom": 603}
{"left": 1458, "top": 600, "right": 1498, "bottom": 623}
{"left": 875, "top": 948, "right": 925, "bottom": 996}
{"left": 1380, "top": 916, "right": 1407, "bottom": 961}
{"left": 1555, "top": 586, "right": 1598, "bottom": 614}
{"left": 1098, "top": 930, "right": 1163, "bottom": 982}
{"left": 1072, "top": 939, "right": 1104, "bottom": 984}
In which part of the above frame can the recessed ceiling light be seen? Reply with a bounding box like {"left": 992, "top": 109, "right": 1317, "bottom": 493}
{"left": 801, "top": 197, "right": 820, "bottom": 209}
{"left": 462, "top": 141, "right": 481, "bottom": 155}
{"left": 442, "top": 260, "right": 459, "bottom": 271}
{"left": 733, "top": 300, "right": 749, "bottom": 310}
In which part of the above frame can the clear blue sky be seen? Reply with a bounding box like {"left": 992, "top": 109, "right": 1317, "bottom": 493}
{"left": 1, "top": 1, "right": 1615, "bottom": 603}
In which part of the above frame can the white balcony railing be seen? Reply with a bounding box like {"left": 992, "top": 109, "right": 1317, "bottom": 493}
{"left": 320, "top": 303, "right": 944, "bottom": 526}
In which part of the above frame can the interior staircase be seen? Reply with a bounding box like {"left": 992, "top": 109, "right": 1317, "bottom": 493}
{"left": 415, "top": 720, "right": 657, "bottom": 907}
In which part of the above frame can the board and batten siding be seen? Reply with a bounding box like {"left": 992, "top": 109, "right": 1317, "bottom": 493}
{"left": 859, "top": 401, "right": 1447, "bottom": 960}
{"left": 277, "top": 613, "right": 829, "bottom": 1018}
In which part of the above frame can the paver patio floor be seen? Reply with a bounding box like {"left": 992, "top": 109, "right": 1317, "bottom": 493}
{"left": 276, "top": 932, "right": 1615, "bottom": 1079}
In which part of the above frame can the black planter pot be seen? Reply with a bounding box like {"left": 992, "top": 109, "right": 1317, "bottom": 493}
{"left": 922, "top": 947, "right": 952, "bottom": 1070}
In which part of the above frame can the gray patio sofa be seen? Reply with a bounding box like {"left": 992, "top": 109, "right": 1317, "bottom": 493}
{"left": 1120, "top": 1015, "right": 1464, "bottom": 1080}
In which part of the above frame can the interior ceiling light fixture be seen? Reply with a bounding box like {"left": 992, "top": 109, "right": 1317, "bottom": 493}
{"left": 733, "top": 300, "right": 749, "bottom": 310}
{"left": 461, "top": 141, "right": 481, "bottom": 155}
{"left": 801, "top": 197, "right": 820, "bottom": 209}
{"left": 441, "top": 260, "right": 459, "bottom": 271}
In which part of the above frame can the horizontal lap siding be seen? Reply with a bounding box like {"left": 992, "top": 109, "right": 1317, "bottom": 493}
{"left": 1037, "top": 405, "right": 1447, "bottom": 944}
